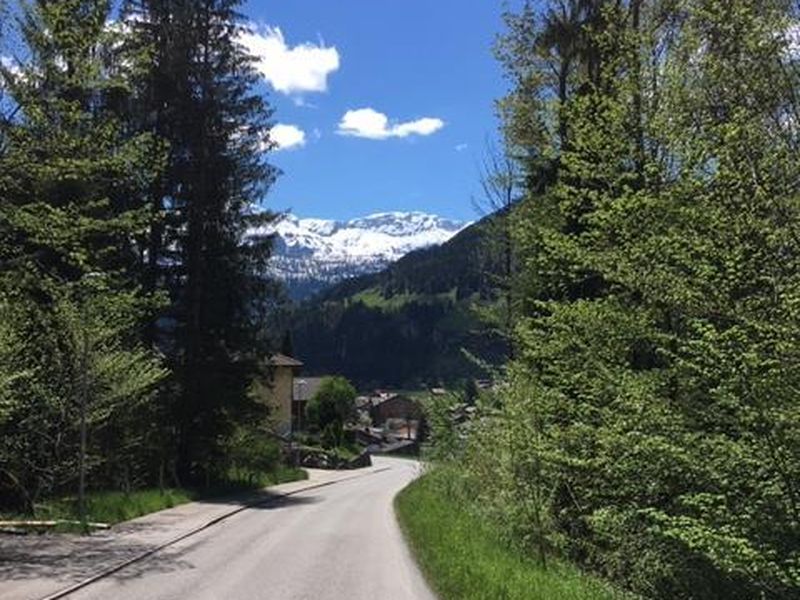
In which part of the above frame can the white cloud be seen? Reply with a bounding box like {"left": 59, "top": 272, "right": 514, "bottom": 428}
{"left": 270, "top": 123, "right": 307, "bottom": 151}
{"left": 455, "top": 143, "right": 468, "bottom": 152}
{"left": 239, "top": 25, "right": 340, "bottom": 95}
{"left": 337, "top": 108, "right": 445, "bottom": 140}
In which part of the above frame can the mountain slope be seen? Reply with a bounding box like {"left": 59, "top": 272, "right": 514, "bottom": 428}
{"left": 260, "top": 212, "right": 468, "bottom": 300}
{"left": 289, "top": 213, "right": 509, "bottom": 388}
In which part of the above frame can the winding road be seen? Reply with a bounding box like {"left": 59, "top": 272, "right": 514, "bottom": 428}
{"left": 1, "top": 457, "right": 436, "bottom": 600}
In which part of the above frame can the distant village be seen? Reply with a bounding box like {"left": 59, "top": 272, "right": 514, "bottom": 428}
{"left": 262, "top": 353, "right": 484, "bottom": 468}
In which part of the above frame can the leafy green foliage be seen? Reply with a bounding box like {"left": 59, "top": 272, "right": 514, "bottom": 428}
{"left": 439, "top": 1, "right": 800, "bottom": 598}
{"left": 0, "top": 0, "right": 169, "bottom": 510}
{"left": 224, "top": 425, "right": 282, "bottom": 484}
{"left": 306, "top": 376, "right": 356, "bottom": 432}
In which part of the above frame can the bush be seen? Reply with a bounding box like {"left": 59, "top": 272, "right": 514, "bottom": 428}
{"left": 320, "top": 422, "right": 342, "bottom": 449}
{"left": 305, "top": 376, "right": 356, "bottom": 431}
{"left": 225, "top": 425, "right": 281, "bottom": 483}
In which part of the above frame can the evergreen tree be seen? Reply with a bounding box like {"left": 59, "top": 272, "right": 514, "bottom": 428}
{"left": 123, "top": 0, "right": 279, "bottom": 482}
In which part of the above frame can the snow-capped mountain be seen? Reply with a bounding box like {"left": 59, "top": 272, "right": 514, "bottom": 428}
{"left": 257, "top": 211, "right": 469, "bottom": 300}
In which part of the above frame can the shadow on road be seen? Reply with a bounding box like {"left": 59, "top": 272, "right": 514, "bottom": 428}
{"left": 196, "top": 488, "right": 322, "bottom": 510}
{"left": 0, "top": 491, "right": 321, "bottom": 592}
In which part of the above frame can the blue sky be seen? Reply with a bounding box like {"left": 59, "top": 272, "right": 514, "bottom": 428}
{"left": 241, "top": 1, "right": 510, "bottom": 222}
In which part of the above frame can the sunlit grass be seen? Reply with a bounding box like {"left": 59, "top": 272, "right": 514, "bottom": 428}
{"left": 35, "top": 488, "right": 194, "bottom": 525}
{"left": 395, "top": 471, "right": 630, "bottom": 600}
{"left": 3, "top": 466, "right": 307, "bottom": 527}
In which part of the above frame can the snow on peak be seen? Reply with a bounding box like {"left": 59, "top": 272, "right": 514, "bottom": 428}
{"left": 346, "top": 211, "right": 464, "bottom": 237}
{"left": 260, "top": 210, "right": 470, "bottom": 300}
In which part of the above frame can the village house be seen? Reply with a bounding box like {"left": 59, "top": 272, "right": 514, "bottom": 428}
{"left": 262, "top": 353, "right": 304, "bottom": 435}
{"left": 369, "top": 393, "right": 422, "bottom": 425}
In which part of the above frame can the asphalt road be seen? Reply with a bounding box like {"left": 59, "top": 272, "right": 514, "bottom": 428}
{"left": 63, "top": 457, "right": 435, "bottom": 600}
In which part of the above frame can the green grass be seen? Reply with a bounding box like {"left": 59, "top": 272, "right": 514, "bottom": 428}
{"left": 395, "top": 472, "right": 629, "bottom": 600}
{"left": 351, "top": 288, "right": 417, "bottom": 310}
{"left": 34, "top": 488, "right": 195, "bottom": 525}
{"left": 5, "top": 466, "right": 307, "bottom": 527}
{"left": 349, "top": 286, "right": 460, "bottom": 312}
{"left": 221, "top": 465, "right": 308, "bottom": 492}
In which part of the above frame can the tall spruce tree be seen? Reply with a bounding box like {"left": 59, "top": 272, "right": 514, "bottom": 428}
{"left": 123, "top": 0, "right": 279, "bottom": 482}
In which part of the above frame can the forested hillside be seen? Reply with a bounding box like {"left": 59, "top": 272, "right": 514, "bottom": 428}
{"left": 0, "top": 0, "right": 282, "bottom": 512}
{"left": 426, "top": 1, "right": 800, "bottom": 599}
{"left": 289, "top": 213, "right": 510, "bottom": 387}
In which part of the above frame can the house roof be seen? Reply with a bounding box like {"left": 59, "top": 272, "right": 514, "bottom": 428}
{"left": 268, "top": 353, "right": 304, "bottom": 368}
{"left": 368, "top": 393, "right": 415, "bottom": 407}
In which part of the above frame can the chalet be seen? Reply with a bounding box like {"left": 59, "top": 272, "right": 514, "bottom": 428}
{"left": 263, "top": 354, "right": 303, "bottom": 435}
{"left": 369, "top": 393, "right": 422, "bottom": 426}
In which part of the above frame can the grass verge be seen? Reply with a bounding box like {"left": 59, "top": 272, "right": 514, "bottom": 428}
{"left": 6, "top": 466, "right": 307, "bottom": 527}
{"left": 395, "top": 471, "right": 629, "bottom": 600}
